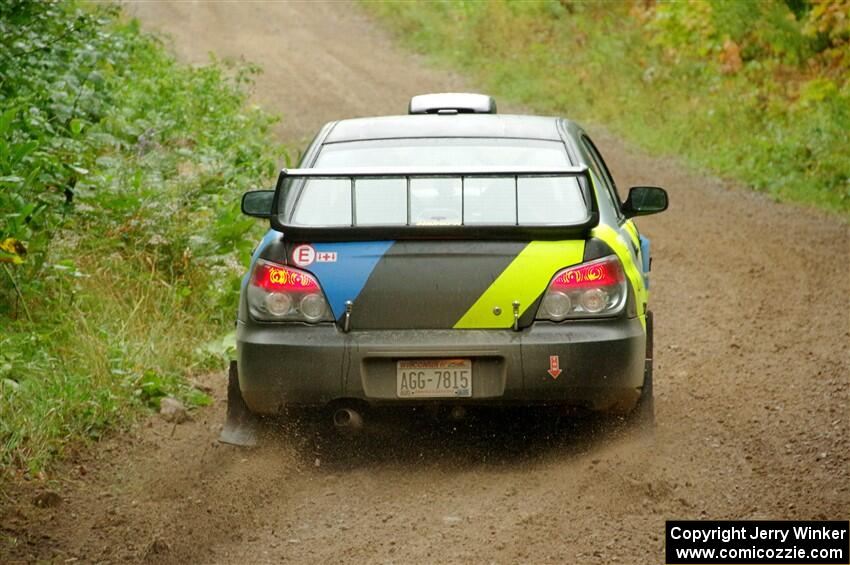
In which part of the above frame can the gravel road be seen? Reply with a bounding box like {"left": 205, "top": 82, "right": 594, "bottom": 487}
{"left": 3, "top": 2, "right": 847, "bottom": 563}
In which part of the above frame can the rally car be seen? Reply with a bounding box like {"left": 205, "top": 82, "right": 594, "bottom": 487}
{"left": 221, "top": 93, "right": 667, "bottom": 445}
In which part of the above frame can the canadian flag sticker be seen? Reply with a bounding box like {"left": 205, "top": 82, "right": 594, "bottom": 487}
{"left": 547, "top": 355, "right": 562, "bottom": 379}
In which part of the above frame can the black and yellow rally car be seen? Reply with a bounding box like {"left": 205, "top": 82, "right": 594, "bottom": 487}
{"left": 221, "top": 93, "right": 667, "bottom": 445}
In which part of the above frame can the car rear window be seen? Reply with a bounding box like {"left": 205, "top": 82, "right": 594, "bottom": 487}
{"left": 289, "top": 138, "right": 587, "bottom": 226}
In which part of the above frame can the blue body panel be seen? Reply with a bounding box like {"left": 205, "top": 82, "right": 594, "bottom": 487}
{"left": 244, "top": 231, "right": 395, "bottom": 320}
{"left": 639, "top": 235, "right": 651, "bottom": 290}
{"left": 242, "top": 229, "right": 281, "bottom": 288}
{"left": 304, "top": 241, "right": 395, "bottom": 319}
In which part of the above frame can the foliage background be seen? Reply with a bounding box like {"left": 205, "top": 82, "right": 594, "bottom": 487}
{"left": 368, "top": 0, "right": 850, "bottom": 213}
{"left": 0, "top": 1, "right": 283, "bottom": 473}
{"left": 2, "top": 0, "right": 848, "bottom": 475}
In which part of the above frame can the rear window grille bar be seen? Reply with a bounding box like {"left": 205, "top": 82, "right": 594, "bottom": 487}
{"left": 405, "top": 176, "right": 411, "bottom": 226}
{"left": 349, "top": 176, "right": 356, "bottom": 227}
{"left": 514, "top": 177, "right": 520, "bottom": 226}
{"left": 460, "top": 176, "right": 465, "bottom": 226}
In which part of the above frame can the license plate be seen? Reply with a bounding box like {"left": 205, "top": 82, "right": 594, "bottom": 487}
{"left": 396, "top": 359, "right": 472, "bottom": 398}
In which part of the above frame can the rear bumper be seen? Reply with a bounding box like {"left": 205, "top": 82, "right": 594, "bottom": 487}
{"left": 236, "top": 316, "right": 646, "bottom": 414}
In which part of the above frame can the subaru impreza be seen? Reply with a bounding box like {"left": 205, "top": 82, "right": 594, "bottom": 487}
{"left": 221, "top": 93, "right": 668, "bottom": 445}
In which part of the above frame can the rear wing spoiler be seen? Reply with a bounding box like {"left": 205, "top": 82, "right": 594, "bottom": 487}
{"left": 269, "top": 165, "right": 599, "bottom": 241}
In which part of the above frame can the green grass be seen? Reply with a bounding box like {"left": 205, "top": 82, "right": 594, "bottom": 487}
{"left": 366, "top": 0, "right": 850, "bottom": 215}
{"left": 0, "top": 1, "right": 284, "bottom": 474}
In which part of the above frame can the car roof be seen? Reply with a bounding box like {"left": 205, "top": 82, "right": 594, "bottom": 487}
{"left": 323, "top": 114, "right": 569, "bottom": 143}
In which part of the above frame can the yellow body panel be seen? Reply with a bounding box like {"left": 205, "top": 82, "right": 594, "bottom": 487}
{"left": 591, "top": 223, "right": 647, "bottom": 330}
{"left": 453, "top": 240, "right": 585, "bottom": 329}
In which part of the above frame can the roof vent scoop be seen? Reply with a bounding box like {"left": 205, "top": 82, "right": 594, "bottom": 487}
{"left": 408, "top": 93, "right": 497, "bottom": 115}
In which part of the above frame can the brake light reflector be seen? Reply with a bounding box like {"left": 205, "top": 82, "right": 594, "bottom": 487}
{"left": 247, "top": 259, "right": 332, "bottom": 323}
{"left": 549, "top": 258, "right": 624, "bottom": 289}
{"left": 252, "top": 261, "right": 320, "bottom": 292}
{"left": 536, "top": 255, "right": 627, "bottom": 321}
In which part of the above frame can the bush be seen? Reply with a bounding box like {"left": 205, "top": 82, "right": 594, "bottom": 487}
{"left": 0, "top": 1, "right": 284, "bottom": 473}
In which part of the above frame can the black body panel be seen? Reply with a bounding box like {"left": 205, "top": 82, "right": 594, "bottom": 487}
{"left": 350, "top": 240, "right": 527, "bottom": 329}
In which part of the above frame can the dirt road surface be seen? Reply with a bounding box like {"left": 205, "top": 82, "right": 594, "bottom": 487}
{"left": 2, "top": 2, "right": 848, "bottom": 563}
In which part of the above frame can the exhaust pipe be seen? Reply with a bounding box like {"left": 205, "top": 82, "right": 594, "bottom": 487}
{"left": 333, "top": 407, "right": 363, "bottom": 433}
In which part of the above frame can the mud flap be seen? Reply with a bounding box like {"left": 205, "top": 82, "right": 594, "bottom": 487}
{"left": 632, "top": 358, "right": 655, "bottom": 428}
{"left": 630, "top": 311, "right": 656, "bottom": 430}
{"left": 219, "top": 360, "right": 260, "bottom": 447}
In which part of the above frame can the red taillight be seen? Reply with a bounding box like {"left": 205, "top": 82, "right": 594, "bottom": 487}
{"left": 252, "top": 262, "right": 320, "bottom": 292}
{"left": 536, "top": 255, "right": 628, "bottom": 321}
{"left": 247, "top": 259, "right": 332, "bottom": 322}
{"left": 550, "top": 257, "right": 624, "bottom": 289}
